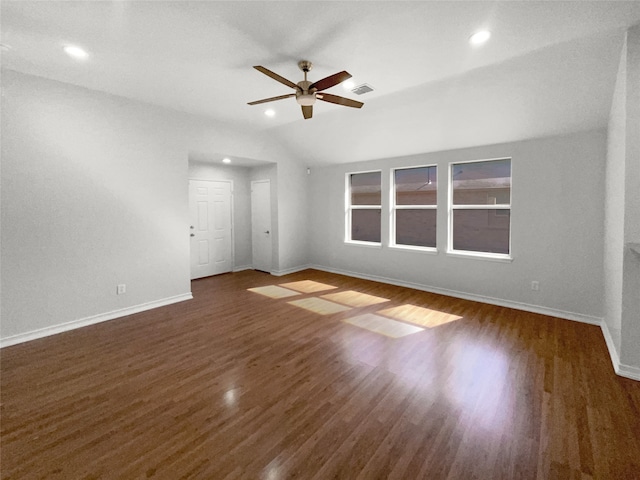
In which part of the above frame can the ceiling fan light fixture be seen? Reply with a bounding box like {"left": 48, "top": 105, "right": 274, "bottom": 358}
{"left": 249, "top": 62, "right": 363, "bottom": 119}
{"left": 296, "top": 93, "right": 316, "bottom": 106}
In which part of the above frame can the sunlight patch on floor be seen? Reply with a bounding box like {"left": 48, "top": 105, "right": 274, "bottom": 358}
{"left": 377, "top": 304, "right": 462, "bottom": 328}
{"left": 321, "top": 290, "right": 389, "bottom": 307}
{"left": 248, "top": 285, "right": 301, "bottom": 299}
{"left": 343, "top": 313, "right": 424, "bottom": 338}
{"left": 287, "top": 297, "right": 352, "bottom": 315}
{"left": 279, "top": 280, "right": 338, "bottom": 293}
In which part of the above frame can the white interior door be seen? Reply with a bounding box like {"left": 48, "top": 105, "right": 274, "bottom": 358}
{"left": 251, "top": 180, "right": 272, "bottom": 273}
{"left": 189, "top": 180, "right": 233, "bottom": 279}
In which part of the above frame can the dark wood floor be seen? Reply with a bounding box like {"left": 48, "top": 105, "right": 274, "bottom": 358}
{"left": 1, "top": 269, "right": 639, "bottom": 479}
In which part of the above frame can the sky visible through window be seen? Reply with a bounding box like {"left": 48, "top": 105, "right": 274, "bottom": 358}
{"left": 395, "top": 166, "right": 437, "bottom": 206}
{"left": 351, "top": 172, "right": 381, "bottom": 205}
{"left": 453, "top": 159, "right": 511, "bottom": 206}
{"left": 452, "top": 159, "right": 510, "bottom": 184}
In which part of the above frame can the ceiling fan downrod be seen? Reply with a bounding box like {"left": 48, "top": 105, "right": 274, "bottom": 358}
{"left": 248, "top": 60, "right": 363, "bottom": 120}
{"left": 296, "top": 61, "right": 315, "bottom": 106}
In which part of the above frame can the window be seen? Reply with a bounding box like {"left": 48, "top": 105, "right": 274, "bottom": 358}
{"left": 391, "top": 165, "right": 437, "bottom": 249}
{"left": 346, "top": 171, "right": 381, "bottom": 244}
{"left": 449, "top": 158, "right": 511, "bottom": 257}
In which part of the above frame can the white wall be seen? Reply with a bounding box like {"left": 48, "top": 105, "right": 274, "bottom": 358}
{"left": 1, "top": 70, "right": 309, "bottom": 345}
{"left": 604, "top": 38, "right": 627, "bottom": 355}
{"left": 275, "top": 158, "right": 309, "bottom": 274}
{"left": 188, "top": 161, "right": 253, "bottom": 269}
{"left": 1, "top": 70, "right": 191, "bottom": 341}
{"left": 620, "top": 25, "right": 640, "bottom": 373}
{"left": 604, "top": 24, "right": 640, "bottom": 378}
{"left": 308, "top": 130, "right": 606, "bottom": 322}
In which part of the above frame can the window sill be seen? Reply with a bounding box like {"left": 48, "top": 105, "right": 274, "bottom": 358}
{"left": 446, "top": 250, "right": 513, "bottom": 263}
{"left": 388, "top": 245, "right": 438, "bottom": 254}
{"left": 344, "top": 240, "right": 382, "bottom": 249}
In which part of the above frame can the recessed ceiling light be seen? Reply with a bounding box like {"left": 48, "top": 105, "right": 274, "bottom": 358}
{"left": 469, "top": 30, "right": 491, "bottom": 46}
{"left": 264, "top": 109, "right": 275, "bottom": 117}
{"left": 222, "top": 158, "right": 231, "bottom": 164}
{"left": 63, "top": 44, "right": 89, "bottom": 59}
{"left": 343, "top": 80, "right": 355, "bottom": 91}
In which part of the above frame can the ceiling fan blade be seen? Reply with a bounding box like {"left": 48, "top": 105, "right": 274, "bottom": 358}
{"left": 317, "top": 93, "right": 364, "bottom": 109}
{"left": 248, "top": 93, "right": 296, "bottom": 105}
{"left": 302, "top": 105, "right": 313, "bottom": 119}
{"left": 309, "top": 71, "right": 352, "bottom": 91}
{"left": 254, "top": 66, "right": 300, "bottom": 90}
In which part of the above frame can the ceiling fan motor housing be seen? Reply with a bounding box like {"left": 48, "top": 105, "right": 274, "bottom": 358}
{"left": 249, "top": 61, "right": 362, "bottom": 118}
{"left": 296, "top": 80, "right": 316, "bottom": 106}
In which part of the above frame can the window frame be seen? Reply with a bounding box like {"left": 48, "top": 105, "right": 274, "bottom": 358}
{"left": 345, "top": 169, "right": 383, "bottom": 247}
{"left": 390, "top": 164, "right": 438, "bottom": 252}
{"left": 447, "top": 157, "right": 512, "bottom": 261}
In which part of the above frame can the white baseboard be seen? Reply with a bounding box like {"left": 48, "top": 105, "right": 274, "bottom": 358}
{"left": 601, "top": 321, "right": 621, "bottom": 371}
{"left": 271, "top": 264, "right": 313, "bottom": 277}
{"left": 618, "top": 363, "right": 640, "bottom": 381}
{"left": 0, "top": 293, "right": 193, "bottom": 349}
{"left": 232, "top": 264, "right": 313, "bottom": 276}
{"left": 601, "top": 321, "right": 640, "bottom": 381}
{"left": 233, "top": 265, "right": 253, "bottom": 273}
{"left": 308, "top": 264, "right": 603, "bottom": 325}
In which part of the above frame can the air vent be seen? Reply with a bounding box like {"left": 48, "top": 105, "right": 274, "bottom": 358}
{"left": 351, "top": 83, "right": 374, "bottom": 95}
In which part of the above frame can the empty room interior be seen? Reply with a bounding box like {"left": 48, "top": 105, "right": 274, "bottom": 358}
{"left": 1, "top": 1, "right": 640, "bottom": 479}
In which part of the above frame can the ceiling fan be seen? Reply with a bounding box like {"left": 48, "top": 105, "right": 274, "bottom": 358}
{"left": 248, "top": 60, "right": 364, "bottom": 119}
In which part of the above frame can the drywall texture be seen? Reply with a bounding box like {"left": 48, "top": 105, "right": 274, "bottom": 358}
{"left": 1, "top": 70, "right": 308, "bottom": 342}
{"left": 604, "top": 25, "right": 640, "bottom": 375}
{"left": 1, "top": 71, "right": 190, "bottom": 339}
{"left": 276, "top": 158, "right": 309, "bottom": 274}
{"left": 308, "top": 130, "right": 606, "bottom": 321}
{"left": 605, "top": 39, "right": 627, "bottom": 354}
{"left": 620, "top": 25, "right": 640, "bottom": 370}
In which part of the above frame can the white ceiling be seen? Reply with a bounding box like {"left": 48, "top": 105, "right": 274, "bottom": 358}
{"left": 2, "top": 1, "right": 640, "bottom": 165}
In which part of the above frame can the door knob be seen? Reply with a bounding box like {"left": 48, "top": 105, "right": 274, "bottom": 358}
{"left": 190, "top": 233, "right": 195, "bottom": 237}
{"left": 264, "top": 230, "right": 270, "bottom": 234}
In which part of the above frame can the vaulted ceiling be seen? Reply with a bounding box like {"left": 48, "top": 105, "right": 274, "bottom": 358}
{"left": 3, "top": 1, "right": 640, "bottom": 165}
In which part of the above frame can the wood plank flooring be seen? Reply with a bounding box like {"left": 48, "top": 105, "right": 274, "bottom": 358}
{"left": 1, "top": 269, "right": 639, "bottom": 479}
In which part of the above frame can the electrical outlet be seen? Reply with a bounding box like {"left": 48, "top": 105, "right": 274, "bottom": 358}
{"left": 117, "top": 284, "right": 126, "bottom": 295}
{"left": 531, "top": 281, "right": 539, "bottom": 291}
